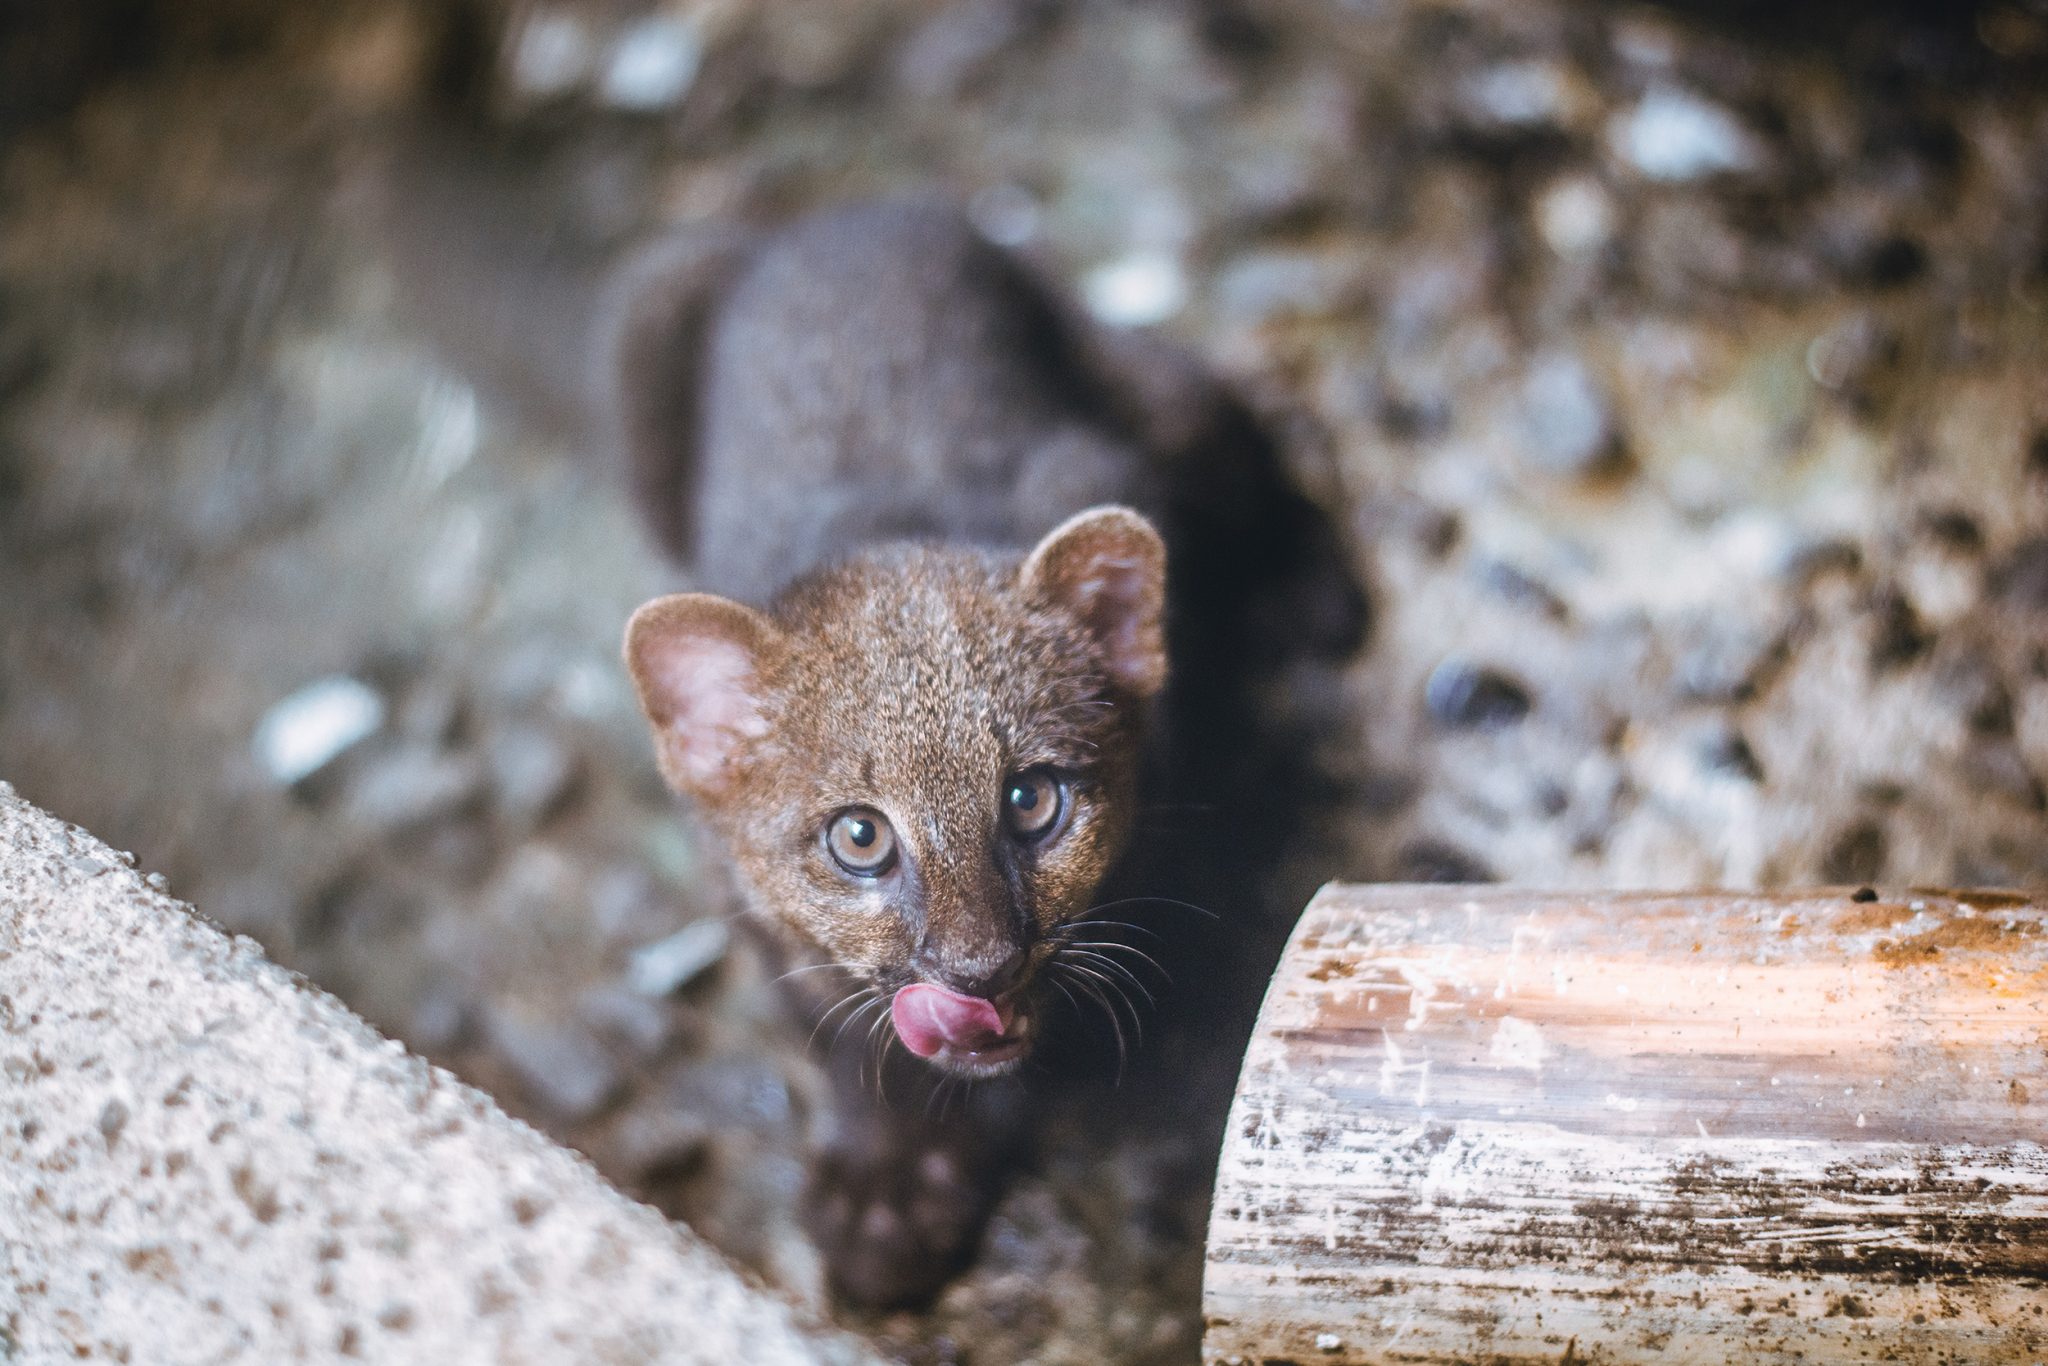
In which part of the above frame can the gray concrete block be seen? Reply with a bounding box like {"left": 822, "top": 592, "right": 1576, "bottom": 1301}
{"left": 0, "top": 786, "right": 877, "bottom": 1366}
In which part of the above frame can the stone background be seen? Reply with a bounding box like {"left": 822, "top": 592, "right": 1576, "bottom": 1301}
{"left": 1, "top": 1, "right": 2045, "bottom": 1361}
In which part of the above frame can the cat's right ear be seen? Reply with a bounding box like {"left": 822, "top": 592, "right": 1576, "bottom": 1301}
{"left": 624, "top": 594, "right": 782, "bottom": 798}
{"left": 1021, "top": 505, "right": 1169, "bottom": 700}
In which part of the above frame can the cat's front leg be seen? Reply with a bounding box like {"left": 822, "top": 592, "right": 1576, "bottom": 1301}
{"left": 804, "top": 1039, "right": 1029, "bottom": 1310}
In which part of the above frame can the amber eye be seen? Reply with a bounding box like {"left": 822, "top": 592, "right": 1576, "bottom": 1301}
{"left": 1002, "top": 770, "right": 1065, "bottom": 840}
{"left": 825, "top": 808, "right": 897, "bottom": 877}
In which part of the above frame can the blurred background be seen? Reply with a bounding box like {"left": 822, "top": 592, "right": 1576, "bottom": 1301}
{"left": 2, "top": 0, "right": 2046, "bottom": 1360}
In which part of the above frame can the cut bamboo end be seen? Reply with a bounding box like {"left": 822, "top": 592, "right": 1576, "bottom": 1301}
{"left": 1203, "top": 885, "right": 2048, "bottom": 1365}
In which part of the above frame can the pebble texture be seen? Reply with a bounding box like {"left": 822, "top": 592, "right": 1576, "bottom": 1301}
{"left": 3, "top": 2, "right": 2047, "bottom": 1359}
{"left": 0, "top": 788, "right": 876, "bottom": 1366}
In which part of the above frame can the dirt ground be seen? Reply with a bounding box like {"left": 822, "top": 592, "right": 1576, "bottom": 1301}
{"left": 3, "top": 1, "right": 2046, "bottom": 1361}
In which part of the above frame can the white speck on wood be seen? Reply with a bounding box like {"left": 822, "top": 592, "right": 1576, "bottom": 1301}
{"left": 1486, "top": 1016, "right": 1547, "bottom": 1072}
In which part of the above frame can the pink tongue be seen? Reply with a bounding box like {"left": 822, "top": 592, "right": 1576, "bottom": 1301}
{"left": 890, "top": 984, "right": 1013, "bottom": 1058}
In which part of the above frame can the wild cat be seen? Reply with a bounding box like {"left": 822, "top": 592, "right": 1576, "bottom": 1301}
{"left": 608, "top": 199, "right": 1365, "bottom": 1305}
{"left": 382, "top": 111, "right": 1365, "bottom": 1302}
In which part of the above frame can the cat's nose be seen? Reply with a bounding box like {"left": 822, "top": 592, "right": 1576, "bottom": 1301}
{"left": 963, "top": 947, "right": 1030, "bottom": 999}
{"left": 916, "top": 946, "right": 1029, "bottom": 1000}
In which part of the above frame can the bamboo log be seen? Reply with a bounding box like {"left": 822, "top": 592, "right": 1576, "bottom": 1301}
{"left": 1203, "top": 885, "right": 2048, "bottom": 1365}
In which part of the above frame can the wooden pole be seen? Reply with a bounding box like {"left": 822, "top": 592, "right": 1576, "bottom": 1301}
{"left": 1203, "top": 885, "right": 2048, "bottom": 1365}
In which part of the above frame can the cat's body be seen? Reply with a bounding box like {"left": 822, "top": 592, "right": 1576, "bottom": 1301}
{"left": 609, "top": 200, "right": 1366, "bottom": 646}
{"left": 612, "top": 200, "right": 1365, "bottom": 1305}
{"left": 383, "top": 145, "right": 1366, "bottom": 1305}
{"left": 620, "top": 204, "right": 1150, "bottom": 601}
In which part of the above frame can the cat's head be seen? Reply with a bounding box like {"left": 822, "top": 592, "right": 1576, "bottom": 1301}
{"left": 624, "top": 506, "right": 1167, "bottom": 1078}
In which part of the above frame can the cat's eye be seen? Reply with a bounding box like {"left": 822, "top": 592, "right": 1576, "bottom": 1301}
{"left": 825, "top": 808, "right": 897, "bottom": 877}
{"left": 1002, "top": 770, "right": 1065, "bottom": 840}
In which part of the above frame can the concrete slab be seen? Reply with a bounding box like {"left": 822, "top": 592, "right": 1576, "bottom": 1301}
{"left": 0, "top": 785, "right": 878, "bottom": 1365}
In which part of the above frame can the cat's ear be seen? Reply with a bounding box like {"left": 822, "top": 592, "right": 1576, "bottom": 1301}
{"left": 624, "top": 594, "right": 783, "bottom": 797}
{"left": 1021, "top": 505, "right": 1168, "bottom": 699}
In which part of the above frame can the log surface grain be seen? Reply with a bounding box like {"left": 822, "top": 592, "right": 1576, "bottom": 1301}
{"left": 1203, "top": 885, "right": 2048, "bottom": 1365}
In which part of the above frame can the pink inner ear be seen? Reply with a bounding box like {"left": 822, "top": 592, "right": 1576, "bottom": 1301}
{"left": 646, "top": 633, "right": 769, "bottom": 787}
{"left": 1077, "top": 556, "right": 1152, "bottom": 667}
{"left": 1065, "top": 556, "right": 1164, "bottom": 695}
{"left": 1023, "top": 508, "right": 1168, "bottom": 697}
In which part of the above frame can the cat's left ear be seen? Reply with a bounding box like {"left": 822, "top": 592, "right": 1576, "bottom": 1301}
{"left": 1021, "top": 505, "right": 1168, "bottom": 699}
{"left": 624, "top": 593, "right": 783, "bottom": 798}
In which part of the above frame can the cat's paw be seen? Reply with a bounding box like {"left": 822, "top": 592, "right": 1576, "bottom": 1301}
{"left": 805, "top": 1141, "right": 998, "bottom": 1310}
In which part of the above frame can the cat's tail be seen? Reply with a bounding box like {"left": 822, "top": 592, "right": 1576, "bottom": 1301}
{"left": 594, "top": 224, "right": 755, "bottom": 563}
{"left": 369, "top": 0, "right": 754, "bottom": 563}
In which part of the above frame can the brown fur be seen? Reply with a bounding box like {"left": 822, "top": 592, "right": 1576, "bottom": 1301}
{"left": 626, "top": 516, "right": 1164, "bottom": 1019}
{"left": 598, "top": 203, "right": 1361, "bottom": 1310}
{"left": 379, "top": 143, "right": 1365, "bottom": 1304}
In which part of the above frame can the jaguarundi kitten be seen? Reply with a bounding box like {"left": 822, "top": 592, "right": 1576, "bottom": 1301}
{"left": 380, "top": 132, "right": 1366, "bottom": 1304}
{"left": 608, "top": 199, "right": 1366, "bottom": 1307}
